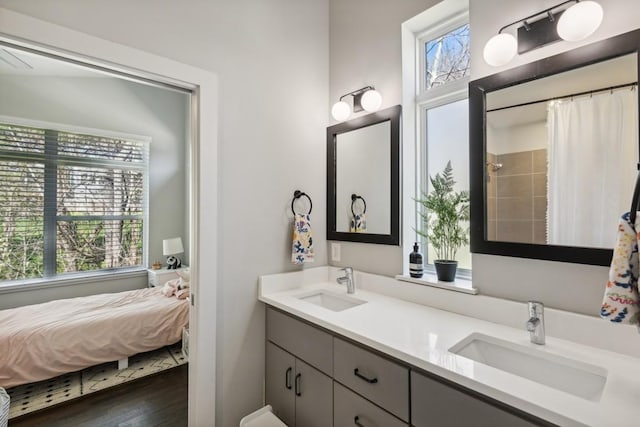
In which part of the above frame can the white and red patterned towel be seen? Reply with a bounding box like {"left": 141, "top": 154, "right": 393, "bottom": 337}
{"left": 601, "top": 212, "right": 640, "bottom": 329}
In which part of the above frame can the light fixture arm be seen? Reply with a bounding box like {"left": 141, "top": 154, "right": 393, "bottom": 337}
{"left": 497, "top": 0, "right": 577, "bottom": 34}
{"left": 331, "top": 85, "right": 383, "bottom": 121}
{"left": 484, "top": 0, "right": 602, "bottom": 67}
{"left": 338, "top": 85, "right": 376, "bottom": 113}
{"left": 338, "top": 85, "right": 376, "bottom": 101}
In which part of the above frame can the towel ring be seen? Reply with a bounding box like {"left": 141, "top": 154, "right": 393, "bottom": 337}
{"left": 291, "top": 190, "right": 312, "bottom": 215}
{"left": 351, "top": 194, "right": 367, "bottom": 216}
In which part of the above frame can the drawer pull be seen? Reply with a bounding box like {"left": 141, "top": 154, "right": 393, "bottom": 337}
{"left": 285, "top": 367, "right": 292, "bottom": 390}
{"left": 354, "top": 368, "right": 378, "bottom": 384}
{"left": 295, "top": 373, "right": 302, "bottom": 396}
{"left": 354, "top": 416, "right": 365, "bottom": 427}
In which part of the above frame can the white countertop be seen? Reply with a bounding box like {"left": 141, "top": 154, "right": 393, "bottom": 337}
{"left": 259, "top": 267, "right": 640, "bottom": 427}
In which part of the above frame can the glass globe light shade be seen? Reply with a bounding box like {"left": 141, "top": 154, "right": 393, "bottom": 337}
{"left": 361, "top": 89, "right": 383, "bottom": 112}
{"left": 557, "top": 1, "right": 603, "bottom": 42}
{"left": 331, "top": 101, "right": 351, "bottom": 121}
{"left": 483, "top": 33, "right": 517, "bottom": 67}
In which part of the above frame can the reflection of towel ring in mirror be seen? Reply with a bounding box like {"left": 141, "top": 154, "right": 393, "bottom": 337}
{"left": 351, "top": 194, "right": 367, "bottom": 216}
{"left": 291, "top": 190, "right": 313, "bottom": 215}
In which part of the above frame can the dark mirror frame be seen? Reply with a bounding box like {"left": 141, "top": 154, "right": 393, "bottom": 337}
{"left": 470, "top": 29, "right": 640, "bottom": 266}
{"left": 327, "top": 104, "right": 401, "bottom": 245}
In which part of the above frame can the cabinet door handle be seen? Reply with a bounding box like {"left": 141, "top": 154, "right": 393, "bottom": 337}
{"left": 295, "top": 373, "right": 302, "bottom": 396}
{"left": 285, "top": 367, "right": 292, "bottom": 390}
{"left": 354, "top": 368, "right": 378, "bottom": 384}
{"left": 354, "top": 416, "right": 365, "bottom": 427}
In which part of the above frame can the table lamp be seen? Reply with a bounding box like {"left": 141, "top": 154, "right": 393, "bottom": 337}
{"left": 163, "top": 237, "right": 184, "bottom": 269}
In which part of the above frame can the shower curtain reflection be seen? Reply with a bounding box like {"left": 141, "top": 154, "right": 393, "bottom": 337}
{"left": 547, "top": 88, "right": 639, "bottom": 248}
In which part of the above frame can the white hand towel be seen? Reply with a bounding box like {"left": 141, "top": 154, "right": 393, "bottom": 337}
{"left": 292, "top": 213, "right": 314, "bottom": 264}
{"left": 601, "top": 212, "right": 640, "bottom": 328}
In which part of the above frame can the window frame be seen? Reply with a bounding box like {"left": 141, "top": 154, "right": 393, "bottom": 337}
{"left": 415, "top": 12, "right": 471, "bottom": 279}
{"left": 0, "top": 115, "right": 150, "bottom": 288}
{"left": 417, "top": 12, "right": 470, "bottom": 102}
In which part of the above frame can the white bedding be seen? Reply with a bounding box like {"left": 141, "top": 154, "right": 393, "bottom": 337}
{"left": 0, "top": 287, "right": 189, "bottom": 388}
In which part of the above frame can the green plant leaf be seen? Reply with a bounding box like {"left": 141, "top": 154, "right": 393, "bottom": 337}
{"left": 415, "top": 160, "right": 469, "bottom": 261}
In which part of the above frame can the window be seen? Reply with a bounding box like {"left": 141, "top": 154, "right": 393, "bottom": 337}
{"left": 0, "top": 119, "right": 149, "bottom": 283}
{"left": 417, "top": 15, "right": 471, "bottom": 275}
{"left": 424, "top": 23, "right": 470, "bottom": 91}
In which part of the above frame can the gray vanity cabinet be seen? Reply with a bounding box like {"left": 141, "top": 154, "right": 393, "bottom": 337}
{"left": 266, "top": 306, "right": 332, "bottom": 375}
{"left": 410, "top": 371, "right": 539, "bottom": 427}
{"left": 265, "top": 342, "right": 295, "bottom": 426}
{"left": 333, "top": 337, "right": 409, "bottom": 422}
{"left": 265, "top": 308, "right": 333, "bottom": 427}
{"left": 266, "top": 307, "right": 550, "bottom": 427}
{"left": 294, "top": 358, "right": 333, "bottom": 427}
{"left": 334, "top": 382, "right": 407, "bottom": 427}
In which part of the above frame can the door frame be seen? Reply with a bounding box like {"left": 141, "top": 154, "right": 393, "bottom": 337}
{"left": 0, "top": 8, "right": 219, "bottom": 426}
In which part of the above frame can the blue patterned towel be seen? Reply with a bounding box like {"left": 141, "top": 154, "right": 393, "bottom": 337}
{"left": 601, "top": 212, "right": 640, "bottom": 328}
{"left": 292, "top": 213, "right": 314, "bottom": 265}
{"left": 350, "top": 213, "right": 367, "bottom": 233}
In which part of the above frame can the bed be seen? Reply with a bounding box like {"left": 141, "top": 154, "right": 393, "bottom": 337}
{"left": 0, "top": 287, "right": 189, "bottom": 388}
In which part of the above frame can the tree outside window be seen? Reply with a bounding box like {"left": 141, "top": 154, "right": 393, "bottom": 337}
{"left": 0, "top": 122, "right": 148, "bottom": 283}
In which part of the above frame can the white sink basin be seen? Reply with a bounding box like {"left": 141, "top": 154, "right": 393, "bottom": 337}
{"left": 296, "top": 290, "right": 366, "bottom": 312}
{"left": 449, "top": 333, "right": 607, "bottom": 401}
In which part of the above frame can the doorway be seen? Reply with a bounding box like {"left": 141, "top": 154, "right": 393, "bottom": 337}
{"left": 0, "top": 16, "right": 218, "bottom": 424}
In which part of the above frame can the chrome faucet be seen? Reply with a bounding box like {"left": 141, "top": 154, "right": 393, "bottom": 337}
{"left": 526, "top": 301, "right": 545, "bottom": 345}
{"left": 337, "top": 267, "right": 355, "bottom": 294}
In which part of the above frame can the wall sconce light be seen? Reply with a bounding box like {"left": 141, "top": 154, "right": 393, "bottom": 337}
{"left": 331, "top": 86, "right": 382, "bottom": 121}
{"left": 483, "top": 0, "right": 603, "bottom": 67}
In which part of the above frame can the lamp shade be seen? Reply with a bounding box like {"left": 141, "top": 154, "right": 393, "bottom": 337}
{"left": 557, "top": 1, "right": 603, "bottom": 42}
{"left": 361, "top": 89, "right": 382, "bottom": 112}
{"left": 483, "top": 33, "right": 517, "bottom": 67}
{"left": 331, "top": 101, "right": 351, "bottom": 121}
{"left": 163, "top": 237, "right": 184, "bottom": 256}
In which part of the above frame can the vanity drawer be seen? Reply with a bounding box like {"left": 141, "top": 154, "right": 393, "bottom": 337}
{"left": 411, "top": 370, "right": 540, "bottom": 427}
{"left": 266, "top": 307, "right": 332, "bottom": 375}
{"left": 334, "top": 382, "right": 407, "bottom": 427}
{"left": 333, "top": 337, "right": 409, "bottom": 422}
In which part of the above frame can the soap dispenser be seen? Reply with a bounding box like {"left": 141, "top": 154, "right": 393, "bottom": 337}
{"left": 409, "top": 242, "right": 423, "bottom": 278}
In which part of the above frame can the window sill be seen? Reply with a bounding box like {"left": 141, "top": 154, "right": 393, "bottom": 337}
{"left": 0, "top": 268, "right": 148, "bottom": 294}
{"left": 395, "top": 273, "right": 478, "bottom": 295}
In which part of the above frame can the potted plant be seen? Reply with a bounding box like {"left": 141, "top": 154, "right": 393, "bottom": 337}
{"left": 416, "top": 161, "right": 469, "bottom": 282}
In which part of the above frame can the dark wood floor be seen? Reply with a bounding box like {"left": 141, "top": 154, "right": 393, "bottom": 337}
{"left": 9, "top": 365, "right": 188, "bottom": 427}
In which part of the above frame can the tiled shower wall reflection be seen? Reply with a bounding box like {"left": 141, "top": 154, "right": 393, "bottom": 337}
{"left": 487, "top": 149, "right": 547, "bottom": 244}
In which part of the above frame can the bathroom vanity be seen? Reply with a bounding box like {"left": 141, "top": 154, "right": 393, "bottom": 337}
{"left": 266, "top": 306, "right": 541, "bottom": 427}
{"left": 259, "top": 267, "right": 640, "bottom": 427}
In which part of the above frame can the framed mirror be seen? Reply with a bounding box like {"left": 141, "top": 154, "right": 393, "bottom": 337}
{"left": 327, "top": 105, "right": 401, "bottom": 245}
{"left": 470, "top": 29, "right": 640, "bottom": 266}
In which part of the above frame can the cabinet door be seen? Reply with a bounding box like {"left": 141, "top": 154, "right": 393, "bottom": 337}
{"left": 265, "top": 342, "right": 295, "bottom": 427}
{"left": 295, "top": 359, "right": 333, "bottom": 427}
{"left": 411, "top": 371, "right": 539, "bottom": 427}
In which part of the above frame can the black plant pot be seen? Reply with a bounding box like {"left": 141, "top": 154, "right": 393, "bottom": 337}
{"left": 434, "top": 260, "right": 457, "bottom": 282}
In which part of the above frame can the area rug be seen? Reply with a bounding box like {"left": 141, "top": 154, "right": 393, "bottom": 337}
{"left": 6, "top": 342, "right": 187, "bottom": 419}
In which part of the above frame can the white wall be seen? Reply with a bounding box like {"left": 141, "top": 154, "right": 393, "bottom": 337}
{"left": 0, "top": 1, "right": 329, "bottom": 426}
{"left": 491, "top": 121, "right": 547, "bottom": 154}
{"left": 0, "top": 75, "right": 189, "bottom": 309}
{"left": 329, "top": 0, "right": 440, "bottom": 274}
{"left": 469, "top": 0, "right": 640, "bottom": 315}
{"left": 0, "top": 75, "right": 189, "bottom": 265}
{"left": 330, "top": 0, "right": 640, "bottom": 316}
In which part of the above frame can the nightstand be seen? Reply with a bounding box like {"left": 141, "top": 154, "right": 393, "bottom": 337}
{"left": 147, "top": 266, "right": 189, "bottom": 288}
